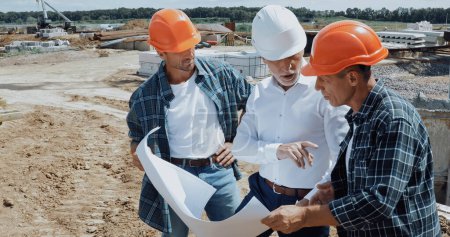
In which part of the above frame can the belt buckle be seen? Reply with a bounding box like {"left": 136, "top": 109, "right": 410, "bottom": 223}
{"left": 188, "top": 159, "right": 195, "bottom": 167}
{"left": 272, "top": 181, "right": 282, "bottom": 195}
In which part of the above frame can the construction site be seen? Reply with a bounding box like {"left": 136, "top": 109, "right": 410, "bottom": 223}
{"left": 1, "top": 2, "right": 450, "bottom": 236}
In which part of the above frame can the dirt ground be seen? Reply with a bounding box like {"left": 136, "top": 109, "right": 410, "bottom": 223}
{"left": 0, "top": 47, "right": 448, "bottom": 237}
{"left": 0, "top": 49, "right": 263, "bottom": 237}
{"left": 0, "top": 49, "right": 156, "bottom": 236}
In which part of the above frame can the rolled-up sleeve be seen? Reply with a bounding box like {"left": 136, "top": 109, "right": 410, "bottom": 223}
{"left": 329, "top": 118, "right": 419, "bottom": 230}
{"left": 126, "top": 92, "right": 144, "bottom": 143}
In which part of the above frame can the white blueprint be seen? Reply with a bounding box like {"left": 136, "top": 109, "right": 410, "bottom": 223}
{"left": 137, "top": 127, "right": 270, "bottom": 237}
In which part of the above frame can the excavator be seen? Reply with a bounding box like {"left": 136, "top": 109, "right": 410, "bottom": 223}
{"left": 27, "top": 0, "right": 76, "bottom": 34}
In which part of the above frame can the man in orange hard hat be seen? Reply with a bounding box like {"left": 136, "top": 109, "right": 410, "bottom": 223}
{"left": 261, "top": 20, "right": 441, "bottom": 236}
{"left": 126, "top": 9, "right": 252, "bottom": 237}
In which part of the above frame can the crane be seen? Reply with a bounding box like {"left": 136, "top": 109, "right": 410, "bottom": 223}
{"left": 36, "top": 0, "right": 50, "bottom": 27}
{"left": 35, "top": 0, "right": 76, "bottom": 34}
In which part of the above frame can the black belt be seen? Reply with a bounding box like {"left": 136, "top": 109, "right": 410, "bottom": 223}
{"left": 170, "top": 157, "right": 212, "bottom": 167}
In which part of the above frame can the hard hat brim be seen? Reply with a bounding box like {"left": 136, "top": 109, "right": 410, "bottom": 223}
{"left": 302, "top": 47, "right": 389, "bottom": 77}
{"left": 301, "top": 63, "right": 318, "bottom": 76}
{"left": 169, "top": 34, "right": 201, "bottom": 53}
{"left": 149, "top": 33, "right": 201, "bottom": 53}
{"left": 260, "top": 42, "right": 306, "bottom": 61}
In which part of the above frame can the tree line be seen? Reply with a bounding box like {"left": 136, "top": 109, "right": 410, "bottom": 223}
{"left": 1, "top": 6, "right": 449, "bottom": 24}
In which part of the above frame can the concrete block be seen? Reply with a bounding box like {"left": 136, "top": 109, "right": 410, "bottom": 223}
{"left": 438, "top": 203, "right": 450, "bottom": 222}
{"left": 138, "top": 50, "right": 269, "bottom": 78}
{"left": 418, "top": 109, "right": 450, "bottom": 205}
{"left": 0, "top": 110, "right": 23, "bottom": 123}
{"left": 41, "top": 41, "right": 55, "bottom": 47}
{"left": 223, "top": 51, "right": 269, "bottom": 78}
{"left": 139, "top": 52, "right": 161, "bottom": 63}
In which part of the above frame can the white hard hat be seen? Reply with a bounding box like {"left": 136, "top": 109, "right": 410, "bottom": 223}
{"left": 252, "top": 5, "right": 307, "bottom": 61}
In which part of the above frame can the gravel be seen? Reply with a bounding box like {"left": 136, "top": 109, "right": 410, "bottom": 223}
{"left": 372, "top": 58, "right": 450, "bottom": 110}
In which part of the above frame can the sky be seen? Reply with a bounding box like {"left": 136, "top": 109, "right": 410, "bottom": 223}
{"left": 1, "top": 0, "right": 449, "bottom": 12}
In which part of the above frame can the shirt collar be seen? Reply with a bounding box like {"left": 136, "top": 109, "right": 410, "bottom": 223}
{"left": 345, "top": 79, "right": 384, "bottom": 125}
{"left": 157, "top": 58, "right": 206, "bottom": 105}
{"left": 270, "top": 57, "right": 312, "bottom": 90}
{"left": 157, "top": 61, "right": 174, "bottom": 105}
{"left": 194, "top": 57, "right": 208, "bottom": 78}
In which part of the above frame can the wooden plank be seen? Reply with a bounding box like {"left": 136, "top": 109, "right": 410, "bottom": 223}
{"left": 94, "top": 30, "right": 148, "bottom": 41}
{"left": 98, "top": 29, "right": 147, "bottom": 37}
{"left": 99, "top": 33, "right": 147, "bottom": 41}
{"left": 0, "top": 110, "right": 23, "bottom": 123}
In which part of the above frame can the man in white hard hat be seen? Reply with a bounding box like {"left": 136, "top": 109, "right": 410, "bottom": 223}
{"left": 232, "top": 5, "right": 349, "bottom": 237}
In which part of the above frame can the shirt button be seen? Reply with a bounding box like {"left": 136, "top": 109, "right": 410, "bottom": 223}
{"left": 279, "top": 114, "right": 282, "bottom": 117}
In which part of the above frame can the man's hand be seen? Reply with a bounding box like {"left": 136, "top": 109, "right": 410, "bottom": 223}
{"left": 261, "top": 205, "right": 307, "bottom": 234}
{"left": 130, "top": 142, "right": 144, "bottom": 171}
{"left": 296, "top": 198, "right": 310, "bottom": 207}
{"left": 214, "top": 142, "right": 235, "bottom": 167}
{"left": 276, "top": 141, "right": 318, "bottom": 168}
{"left": 309, "top": 181, "right": 334, "bottom": 205}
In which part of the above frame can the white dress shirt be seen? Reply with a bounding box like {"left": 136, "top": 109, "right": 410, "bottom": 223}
{"left": 167, "top": 70, "right": 225, "bottom": 158}
{"left": 232, "top": 72, "right": 349, "bottom": 199}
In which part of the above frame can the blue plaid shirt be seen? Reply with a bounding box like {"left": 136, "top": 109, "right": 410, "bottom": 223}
{"left": 126, "top": 57, "right": 252, "bottom": 233}
{"left": 329, "top": 80, "right": 440, "bottom": 236}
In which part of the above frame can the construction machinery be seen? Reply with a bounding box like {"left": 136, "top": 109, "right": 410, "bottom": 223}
{"left": 27, "top": 0, "right": 76, "bottom": 35}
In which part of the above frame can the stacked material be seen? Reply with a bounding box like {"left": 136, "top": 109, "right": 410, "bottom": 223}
{"left": 224, "top": 51, "right": 268, "bottom": 78}
{"left": 138, "top": 50, "right": 269, "bottom": 79}
{"left": 138, "top": 50, "right": 225, "bottom": 76}
{"left": 38, "top": 28, "right": 68, "bottom": 38}
{"left": 79, "top": 32, "right": 95, "bottom": 40}
{"left": 5, "top": 40, "right": 70, "bottom": 53}
{"left": 137, "top": 52, "right": 162, "bottom": 76}
{"left": 377, "top": 31, "right": 426, "bottom": 48}
{"left": 401, "top": 30, "right": 447, "bottom": 46}
{"left": 196, "top": 24, "right": 232, "bottom": 34}
{"left": 93, "top": 30, "right": 148, "bottom": 41}
{"left": 99, "top": 35, "right": 148, "bottom": 48}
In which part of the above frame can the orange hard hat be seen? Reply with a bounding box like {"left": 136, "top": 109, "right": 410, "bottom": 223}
{"left": 302, "top": 20, "right": 388, "bottom": 76}
{"left": 148, "top": 9, "right": 201, "bottom": 53}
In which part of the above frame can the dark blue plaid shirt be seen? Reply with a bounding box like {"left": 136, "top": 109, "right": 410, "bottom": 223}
{"left": 126, "top": 57, "right": 252, "bottom": 233}
{"left": 329, "top": 80, "right": 440, "bottom": 236}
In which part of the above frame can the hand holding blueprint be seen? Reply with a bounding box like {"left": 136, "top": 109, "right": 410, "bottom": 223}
{"left": 136, "top": 127, "right": 270, "bottom": 237}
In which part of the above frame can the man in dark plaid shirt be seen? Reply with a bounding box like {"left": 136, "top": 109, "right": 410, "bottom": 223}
{"left": 127, "top": 9, "right": 252, "bottom": 236}
{"left": 262, "top": 20, "right": 441, "bottom": 236}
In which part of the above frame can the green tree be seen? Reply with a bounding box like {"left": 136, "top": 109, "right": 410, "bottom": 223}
{"left": 25, "top": 16, "right": 36, "bottom": 23}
